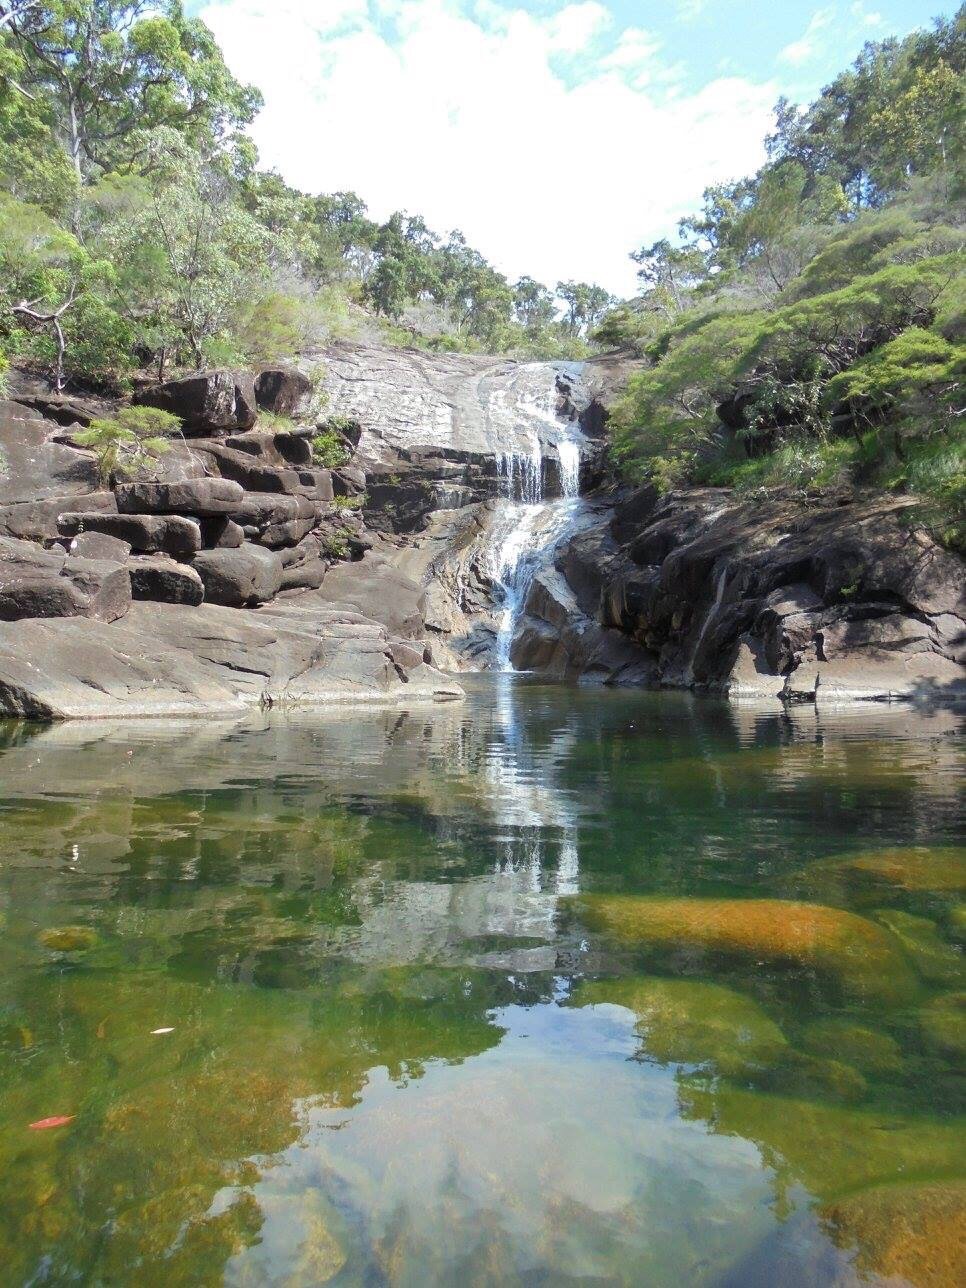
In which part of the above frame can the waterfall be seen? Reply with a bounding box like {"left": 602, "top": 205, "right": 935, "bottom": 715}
{"left": 687, "top": 564, "right": 730, "bottom": 684}
{"left": 487, "top": 372, "right": 587, "bottom": 671}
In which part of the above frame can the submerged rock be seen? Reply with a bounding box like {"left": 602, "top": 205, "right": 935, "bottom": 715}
{"left": 821, "top": 1179, "right": 966, "bottom": 1288}
{"left": 799, "top": 1019, "right": 904, "bottom": 1077}
{"left": 565, "top": 895, "right": 918, "bottom": 1005}
{"left": 38, "top": 926, "right": 98, "bottom": 953}
{"left": 874, "top": 909, "right": 964, "bottom": 986}
{"left": 571, "top": 976, "right": 787, "bottom": 1075}
{"left": 805, "top": 846, "right": 966, "bottom": 895}
{"left": 916, "top": 991, "right": 966, "bottom": 1059}
{"left": 679, "top": 1082, "right": 964, "bottom": 1202}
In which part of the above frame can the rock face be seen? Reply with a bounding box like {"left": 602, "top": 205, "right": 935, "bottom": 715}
{"left": 0, "top": 601, "right": 461, "bottom": 719}
{"left": 0, "top": 361, "right": 465, "bottom": 719}
{"left": 0, "top": 535, "right": 131, "bottom": 623}
{"left": 516, "top": 486, "right": 965, "bottom": 705}
{"left": 134, "top": 370, "right": 258, "bottom": 435}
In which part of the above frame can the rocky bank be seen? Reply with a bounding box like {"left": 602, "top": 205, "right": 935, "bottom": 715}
{"left": 0, "top": 343, "right": 963, "bottom": 718}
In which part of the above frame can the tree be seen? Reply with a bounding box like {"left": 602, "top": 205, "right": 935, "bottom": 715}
{"left": 628, "top": 242, "right": 706, "bottom": 318}
{"left": 73, "top": 404, "right": 179, "bottom": 480}
{"left": 2, "top": 2, "right": 260, "bottom": 183}
{"left": 96, "top": 143, "right": 270, "bottom": 368}
{"left": 556, "top": 281, "right": 613, "bottom": 336}
{"left": 512, "top": 276, "right": 556, "bottom": 332}
{"left": 0, "top": 192, "right": 129, "bottom": 385}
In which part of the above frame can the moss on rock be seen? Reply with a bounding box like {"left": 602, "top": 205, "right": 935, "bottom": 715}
{"left": 565, "top": 895, "right": 918, "bottom": 1006}
{"left": 822, "top": 1179, "right": 966, "bottom": 1288}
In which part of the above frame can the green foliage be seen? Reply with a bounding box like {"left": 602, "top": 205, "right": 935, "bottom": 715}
{"left": 608, "top": 12, "right": 966, "bottom": 548}
{"left": 74, "top": 405, "right": 180, "bottom": 481}
{"left": 312, "top": 429, "right": 349, "bottom": 468}
{"left": 331, "top": 493, "right": 366, "bottom": 511}
{"left": 2, "top": 2, "right": 260, "bottom": 183}
{"left": 319, "top": 532, "right": 351, "bottom": 559}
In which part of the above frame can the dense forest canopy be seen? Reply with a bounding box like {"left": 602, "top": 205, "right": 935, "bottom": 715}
{"left": 601, "top": 7, "right": 964, "bottom": 546}
{"left": 0, "top": 3, "right": 962, "bottom": 543}
{"left": 0, "top": 1, "right": 612, "bottom": 389}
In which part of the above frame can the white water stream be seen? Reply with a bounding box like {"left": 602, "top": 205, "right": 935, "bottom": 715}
{"left": 484, "top": 370, "right": 589, "bottom": 670}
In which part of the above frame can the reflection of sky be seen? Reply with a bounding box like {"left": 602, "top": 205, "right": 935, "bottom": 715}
{"left": 219, "top": 1001, "right": 801, "bottom": 1286}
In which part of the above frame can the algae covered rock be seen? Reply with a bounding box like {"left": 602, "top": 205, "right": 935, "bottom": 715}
{"left": 805, "top": 846, "right": 966, "bottom": 896}
{"left": 799, "top": 1018, "right": 904, "bottom": 1077}
{"left": 822, "top": 1179, "right": 966, "bottom": 1288}
{"left": 917, "top": 991, "right": 966, "bottom": 1059}
{"left": 678, "top": 1082, "right": 964, "bottom": 1202}
{"left": 874, "top": 909, "right": 964, "bottom": 986}
{"left": 571, "top": 976, "right": 787, "bottom": 1075}
{"left": 564, "top": 895, "right": 918, "bottom": 1005}
{"left": 38, "top": 926, "right": 98, "bottom": 953}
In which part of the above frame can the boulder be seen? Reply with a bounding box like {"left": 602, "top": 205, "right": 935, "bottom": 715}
{"left": 254, "top": 366, "right": 313, "bottom": 417}
{"left": 129, "top": 556, "right": 205, "bottom": 606}
{"left": 114, "top": 478, "right": 245, "bottom": 517}
{"left": 0, "top": 491, "right": 118, "bottom": 542}
{"left": 0, "top": 536, "right": 130, "bottom": 623}
{"left": 564, "top": 894, "right": 918, "bottom": 1006}
{"left": 279, "top": 558, "right": 326, "bottom": 592}
{"left": 314, "top": 552, "right": 426, "bottom": 638}
{"left": 259, "top": 516, "right": 315, "bottom": 548}
{"left": 58, "top": 511, "right": 201, "bottom": 555}
{"left": 191, "top": 543, "right": 283, "bottom": 607}
{"left": 134, "top": 370, "right": 257, "bottom": 435}
{"left": 199, "top": 515, "right": 245, "bottom": 549}
{"left": 231, "top": 493, "right": 315, "bottom": 528}
{"left": 66, "top": 531, "right": 132, "bottom": 562}
{"left": 0, "top": 398, "right": 100, "bottom": 505}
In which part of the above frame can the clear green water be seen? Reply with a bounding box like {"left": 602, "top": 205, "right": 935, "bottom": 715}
{"left": 0, "top": 679, "right": 963, "bottom": 1287}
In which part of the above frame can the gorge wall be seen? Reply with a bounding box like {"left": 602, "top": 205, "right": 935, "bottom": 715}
{"left": 0, "top": 342, "right": 962, "bottom": 718}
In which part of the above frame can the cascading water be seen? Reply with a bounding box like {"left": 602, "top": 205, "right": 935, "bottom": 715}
{"left": 485, "top": 370, "right": 589, "bottom": 670}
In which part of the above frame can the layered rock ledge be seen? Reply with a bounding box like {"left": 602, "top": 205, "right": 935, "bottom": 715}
{"left": 0, "top": 366, "right": 462, "bottom": 720}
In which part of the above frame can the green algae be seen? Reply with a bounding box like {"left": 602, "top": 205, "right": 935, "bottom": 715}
{"left": 917, "top": 991, "right": 966, "bottom": 1060}
{"left": 571, "top": 976, "right": 788, "bottom": 1075}
{"left": 874, "top": 909, "right": 965, "bottom": 986}
{"left": 800, "top": 1019, "right": 904, "bottom": 1077}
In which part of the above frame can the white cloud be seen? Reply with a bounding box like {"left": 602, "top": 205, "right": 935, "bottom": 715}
{"left": 778, "top": 6, "right": 834, "bottom": 65}
{"left": 199, "top": 0, "right": 775, "bottom": 296}
{"left": 546, "top": 2, "right": 611, "bottom": 52}
{"left": 850, "top": 2, "right": 884, "bottom": 27}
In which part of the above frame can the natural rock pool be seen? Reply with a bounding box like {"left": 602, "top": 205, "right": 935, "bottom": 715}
{"left": 0, "top": 681, "right": 963, "bottom": 1286}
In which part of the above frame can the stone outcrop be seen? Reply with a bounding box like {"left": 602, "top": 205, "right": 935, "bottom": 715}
{"left": 254, "top": 366, "right": 313, "bottom": 417}
{"left": 0, "top": 535, "right": 131, "bottom": 624}
{"left": 0, "top": 362, "right": 464, "bottom": 719}
{"left": 0, "top": 601, "right": 461, "bottom": 720}
{"left": 134, "top": 370, "right": 258, "bottom": 435}
{"left": 513, "top": 486, "right": 965, "bottom": 703}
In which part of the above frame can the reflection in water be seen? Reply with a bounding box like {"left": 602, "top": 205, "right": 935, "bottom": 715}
{"left": 0, "top": 681, "right": 963, "bottom": 1286}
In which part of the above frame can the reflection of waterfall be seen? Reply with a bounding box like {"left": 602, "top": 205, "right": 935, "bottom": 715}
{"left": 484, "top": 369, "right": 589, "bottom": 671}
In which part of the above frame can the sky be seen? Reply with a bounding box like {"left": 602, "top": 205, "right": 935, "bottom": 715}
{"left": 189, "top": 0, "right": 948, "bottom": 297}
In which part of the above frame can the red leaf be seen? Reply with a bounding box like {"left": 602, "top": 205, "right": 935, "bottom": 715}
{"left": 28, "top": 1115, "right": 75, "bottom": 1131}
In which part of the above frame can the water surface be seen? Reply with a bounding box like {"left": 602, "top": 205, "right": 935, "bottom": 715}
{"left": 1, "top": 681, "right": 963, "bottom": 1286}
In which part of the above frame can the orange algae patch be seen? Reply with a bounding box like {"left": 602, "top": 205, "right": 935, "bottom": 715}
{"left": 822, "top": 1180, "right": 966, "bottom": 1288}
{"left": 566, "top": 895, "right": 917, "bottom": 1004}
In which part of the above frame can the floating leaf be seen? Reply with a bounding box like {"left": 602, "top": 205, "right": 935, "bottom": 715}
{"left": 28, "top": 1116, "right": 75, "bottom": 1131}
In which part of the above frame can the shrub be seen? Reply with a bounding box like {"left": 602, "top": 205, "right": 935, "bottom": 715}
{"left": 73, "top": 406, "right": 181, "bottom": 482}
